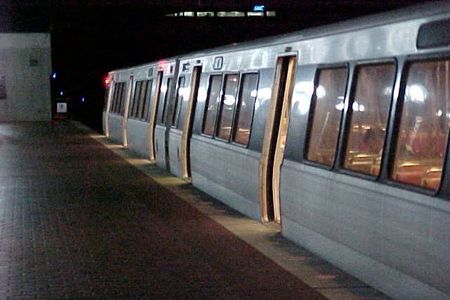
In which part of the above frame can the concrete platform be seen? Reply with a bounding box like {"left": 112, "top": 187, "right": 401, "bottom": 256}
{"left": 0, "top": 121, "right": 389, "bottom": 299}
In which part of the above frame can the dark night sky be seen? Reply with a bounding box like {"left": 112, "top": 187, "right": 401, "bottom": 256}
{"left": 1, "top": 0, "right": 428, "bottom": 130}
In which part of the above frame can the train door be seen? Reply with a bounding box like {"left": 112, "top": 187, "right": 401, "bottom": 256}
{"left": 122, "top": 76, "right": 134, "bottom": 147}
{"left": 148, "top": 71, "right": 163, "bottom": 161}
{"left": 259, "top": 55, "right": 297, "bottom": 223}
{"left": 180, "top": 65, "right": 202, "bottom": 178}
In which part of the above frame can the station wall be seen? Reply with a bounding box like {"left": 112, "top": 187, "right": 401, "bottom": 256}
{"left": 0, "top": 33, "right": 51, "bottom": 121}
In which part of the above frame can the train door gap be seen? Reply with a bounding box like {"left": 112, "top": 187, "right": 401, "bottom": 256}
{"left": 260, "top": 55, "right": 296, "bottom": 224}
{"left": 181, "top": 66, "right": 202, "bottom": 179}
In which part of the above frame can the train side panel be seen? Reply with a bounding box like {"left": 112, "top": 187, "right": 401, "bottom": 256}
{"left": 126, "top": 119, "right": 150, "bottom": 158}
{"left": 168, "top": 128, "right": 182, "bottom": 177}
{"left": 107, "top": 113, "right": 123, "bottom": 145}
{"left": 190, "top": 135, "right": 261, "bottom": 220}
{"left": 281, "top": 162, "right": 450, "bottom": 298}
{"left": 154, "top": 124, "right": 166, "bottom": 168}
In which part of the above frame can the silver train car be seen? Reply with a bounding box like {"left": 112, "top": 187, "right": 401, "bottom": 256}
{"left": 103, "top": 3, "right": 450, "bottom": 299}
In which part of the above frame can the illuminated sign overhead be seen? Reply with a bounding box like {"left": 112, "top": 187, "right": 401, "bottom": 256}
{"left": 253, "top": 5, "right": 265, "bottom": 12}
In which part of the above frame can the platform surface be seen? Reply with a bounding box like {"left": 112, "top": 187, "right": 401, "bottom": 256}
{"left": 0, "top": 121, "right": 388, "bottom": 299}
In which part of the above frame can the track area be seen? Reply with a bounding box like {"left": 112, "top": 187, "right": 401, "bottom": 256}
{"left": 0, "top": 121, "right": 325, "bottom": 299}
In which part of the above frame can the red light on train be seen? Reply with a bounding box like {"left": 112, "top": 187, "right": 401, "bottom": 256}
{"left": 103, "top": 76, "right": 111, "bottom": 87}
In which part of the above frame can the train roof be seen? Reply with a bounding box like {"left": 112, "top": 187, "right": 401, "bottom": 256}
{"left": 108, "top": 1, "right": 450, "bottom": 73}
{"left": 179, "top": 1, "right": 450, "bottom": 59}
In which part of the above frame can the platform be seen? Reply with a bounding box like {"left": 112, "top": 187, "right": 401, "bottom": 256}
{"left": 0, "top": 121, "right": 389, "bottom": 299}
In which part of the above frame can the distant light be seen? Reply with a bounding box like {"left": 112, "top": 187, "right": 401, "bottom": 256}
{"left": 253, "top": 5, "right": 265, "bottom": 12}
{"left": 183, "top": 11, "right": 194, "bottom": 17}
{"left": 81, "top": 97, "right": 85, "bottom": 103}
{"left": 59, "top": 91, "right": 64, "bottom": 96}
{"left": 197, "top": 11, "right": 214, "bottom": 17}
{"left": 247, "top": 11, "right": 264, "bottom": 17}
{"left": 52, "top": 72, "right": 57, "bottom": 79}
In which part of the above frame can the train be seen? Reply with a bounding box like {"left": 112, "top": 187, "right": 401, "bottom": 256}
{"left": 102, "top": 2, "right": 450, "bottom": 299}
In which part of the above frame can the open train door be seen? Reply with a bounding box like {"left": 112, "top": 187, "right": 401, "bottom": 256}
{"left": 259, "top": 54, "right": 297, "bottom": 224}
{"left": 180, "top": 65, "right": 202, "bottom": 178}
{"left": 147, "top": 71, "right": 164, "bottom": 161}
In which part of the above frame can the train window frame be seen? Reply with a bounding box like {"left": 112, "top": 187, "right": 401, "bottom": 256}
{"left": 230, "top": 71, "right": 260, "bottom": 148}
{"left": 111, "top": 82, "right": 119, "bottom": 114}
{"left": 120, "top": 81, "right": 128, "bottom": 116}
{"left": 142, "top": 79, "right": 154, "bottom": 122}
{"left": 214, "top": 72, "right": 240, "bottom": 142}
{"left": 152, "top": 71, "right": 164, "bottom": 124}
{"left": 340, "top": 59, "right": 397, "bottom": 178}
{"left": 303, "top": 64, "right": 349, "bottom": 170}
{"left": 387, "top": 54, "right": 450, "bottom": 195}
{"left": 114, "top": 82, "right": 122, "bottom": 114}
{"left": 129, "top": 81, "right": 141, "bottom": 119}
{"left": 201, "top": 73, "right": 224, "bottom": 137}
{"left": 111, "top": 81, "right": 126, "bottom": 115}
{"left": 110, "top": 82, "right": 118, "bottom": 114}
{"left": 138, "top": 80, "right": 150, "bottom": 120}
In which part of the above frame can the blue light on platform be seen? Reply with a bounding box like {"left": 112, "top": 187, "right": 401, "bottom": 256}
{"left": 52, "top": 73, "right": 57, "bottom": 79}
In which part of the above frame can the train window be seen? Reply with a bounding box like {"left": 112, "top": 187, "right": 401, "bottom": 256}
{"left": 343, "top": 63, "right": 395, "bottom": 175}
{"left": 111, "top": 83, "right": 118, "bottom": 113}
{"left": 306, "top": 67, "right": 348, "bottom": 166}
{"left": 130, "top": 81, "right": 141, "bottom": 118}
{"left": 112, "top": 82, "right": 125, "bottom": 114}
{"left": 233, "top": 73, "right": 259, "bottom": 145}
{"left": 202, "top": 75, "right": 223, "bottom": 136}
{"left": 391, "top": 59, "right": 450, "bottom": 190}
{"left": 119, "top": 82, "right": 127, "bottom": 115}
{"left": 120, "top": 82, "right": 126, "bottom": 114}
{"left": 217, "top": 74, "right": 239, "bottom": 140}
{"left": 161, "top": 78, "right": 173, "bottom": 124}
{"left": 172, "top": 76, "right": 186, "bottom": 127}
{"left": 143, "top": 80, "right": 153, "bottom": 121}
{"left": 110, "top": 83, "right": 117, "bottom": 113}
{"left": 131, "top": 81, "right": 139, "bottom": 118}
{"left": 137, "top": 80, "right": 149, "bottom": 119}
